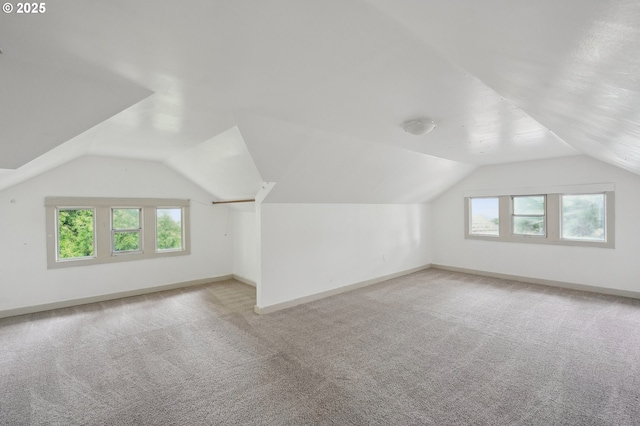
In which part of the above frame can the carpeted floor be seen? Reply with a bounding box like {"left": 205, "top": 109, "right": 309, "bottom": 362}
{"left": 1, "top": 269, "right": 639, "bottom": 425}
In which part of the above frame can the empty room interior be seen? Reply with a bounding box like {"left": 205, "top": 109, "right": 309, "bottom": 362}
{"left": 2, "top": 1, "right": 640, "bottom": 424}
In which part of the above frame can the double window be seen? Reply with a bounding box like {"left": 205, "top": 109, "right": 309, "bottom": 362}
{"left": 112, "top": 208, "right": 143, "bottom": 253}
{"left": 466, "top": 187, "right": 613, "bottom": 248}
{"left": 512, "top": 195, "right": 545, "bottom": 236}
{"left": 46, "top": 197, "right": 190, "bottom": 268}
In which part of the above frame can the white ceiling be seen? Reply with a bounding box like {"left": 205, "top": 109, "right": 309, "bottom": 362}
{"left": 164, "top": 126, "right": 263, "bottom": 201}
{"left": 236, "top": 113, "right": 475, "bottom": 203}
{"left": 0, "top": 51, "right": 152, "bottom": 169}
{"left": 369, "top": 0, "right": 640, "bottom": 173}
{"left": 1, "top": 0, "right": 639, "bottom": 202}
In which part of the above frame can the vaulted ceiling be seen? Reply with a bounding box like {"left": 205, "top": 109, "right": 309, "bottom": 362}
{"left": 1, "top": 0, "right": 639, "bottom": 202}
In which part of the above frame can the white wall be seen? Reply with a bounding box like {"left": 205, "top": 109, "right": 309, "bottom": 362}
{"left": 0, "top": 156, "right": 233, "bottom": 313}
{"left": 258, "top": 203, "right": 431, "bottom": 309}
{"left": 231, "top": 205, "right": 258, "bottom": 284}
{"left": 432, "top": 155, "right": 640, "bottom": 293}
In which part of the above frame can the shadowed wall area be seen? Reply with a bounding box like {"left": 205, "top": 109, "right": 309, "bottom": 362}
{"left": 1, "top": 270, "right": 639, "bottom": 425}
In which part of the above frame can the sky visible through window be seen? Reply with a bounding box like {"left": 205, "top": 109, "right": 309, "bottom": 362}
{"left": 159, "top": 208, "right": 182, "bottom": 222}
{"left": 471, "top": 197, "right": 499, "bottom": 235}
{"left": 472, "top": 198, "right": 499, "bottom": 218}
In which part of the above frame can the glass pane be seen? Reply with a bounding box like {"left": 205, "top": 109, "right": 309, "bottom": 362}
{"left": 58, "top": 209, "right": 95, "bottom": 259}
{"left": 513, "top": 196, "right": 544, "bottom": 215}
{"left": 562, "top": 194, "right": 605, "bottom": 241}
{"left": 113, "top": 208, "right": 140, "bottom": 230}
{"left": 470, "top": 198, "right": 499, "bottom": 236}
{"left": 513, "top": 216, "right": 545, "bottom": 236}
{"left": 157, "top": 208, "right": 183, "bottom": 250}
{"left": 114, "top": 231, "right": 141, "bottom": 252}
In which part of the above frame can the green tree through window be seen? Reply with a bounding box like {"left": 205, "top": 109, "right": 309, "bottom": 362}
{"left": 47, "top": 198, "right": 190, "bottom": 269}
{"left": 562, "top": 194, "right": 605, "bottom": 240}
{"left": 512, "top": 195, "right": 545, "bottom": 236}
{"left": 157, "top": 208, "right": 182, "bottom": 251}
{"left": 112, "top": 208, "right": 142, "bottom": 252}
{"left": 58, "top": 209, "right": 95, "bottom": 259}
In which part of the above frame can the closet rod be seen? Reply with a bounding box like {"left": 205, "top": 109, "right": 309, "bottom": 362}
{"left": 211, "top": 199, "right": 255, "bottom": 205}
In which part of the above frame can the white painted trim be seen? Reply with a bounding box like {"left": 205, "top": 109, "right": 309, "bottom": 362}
{"left": 233, "top": 274, "right": 256, "bottom": 287}
{"left": 0, "top": 275, "right": 234, "bottom": 319}
{"left": 254, "top": 264, "right": 432, "bottom": 314}
{"left": 430, "top": 264, "right": 640, "bottom": 300}
{"left": 463, "top": 182, "right": 615, "bottom": 197}
{"left": 45, "top": 197, "right": 190, "bottom": 207}
{"left": 46, "top": 198, "right": 192, "bottom": 269}
{"left": 465, "top": 192, "right": 615, "bottom": 248}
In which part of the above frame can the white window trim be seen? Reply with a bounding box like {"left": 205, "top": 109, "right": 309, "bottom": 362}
{"left": 511, "top": 194, "right": 547, "bottom": 237}
{"left": 46, "top": 197, "right": 190, "bottom": 269}
{"left": 111, "top": 207, "right": 143, "bottom": 255}
{"left": 464, "top": 187, "right": 614, "bottom": 249}
{"left": 55, "top": 206, "right": 97, "bottom": 262}
{"left": 468, "top": 196, "right": 500, "bottom": 237}
{"left": 156, "top": 206, "right": 187, "bottom": 253}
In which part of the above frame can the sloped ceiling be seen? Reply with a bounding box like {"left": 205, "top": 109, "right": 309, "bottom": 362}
{"left": 0, "top": 41, "right": 152, "bottom": 169}
{"left": 368, "top": 0, "right": 640, "bottom": 174}
{"left": 1, "top": 1, "right": 639, "bottom": 202}
{"left": 236, "top": 113, "right": 475, "bottom": 203}
{"left": 164, "top": 126, "right": 263, "bottom": 201}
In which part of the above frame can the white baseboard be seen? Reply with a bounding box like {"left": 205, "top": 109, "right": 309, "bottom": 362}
{"left": 430, "top": 264, "right": 640, "bottom": 300}
{"left": 8, "top": 263, "right": 632, "bottom": 320}
{"left": 254, "top": 264, "right": 432, "bottom": 314}
{"left": 0, "top": 275, "right": 235, "bottom": 319}
{"left": 232, "top": 275, "right": 256, "bottom": 287}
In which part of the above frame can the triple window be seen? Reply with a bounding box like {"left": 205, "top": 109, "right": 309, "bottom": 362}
{"left": 47, "top": 197, "right": 190, "bottom": 268}
{"left": 466, "top": 190, "right": 613, "bottom": 248}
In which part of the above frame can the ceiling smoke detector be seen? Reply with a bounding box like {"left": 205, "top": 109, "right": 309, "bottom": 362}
{"left": 402, "top": 117, "right": 436, "bottom": 135}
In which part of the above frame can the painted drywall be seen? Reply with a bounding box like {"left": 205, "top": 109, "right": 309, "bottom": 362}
{"left": 237, "top": 112, "right": 477, "bottom": 204}
{"left": 164, "top": 126, "right": 263, "bottom": 201}
{"left": 231, "top": 205, "right": 258, "bottom": 285}
{"left": 431, "top": 155, "right": 640, "bottom": 292}
{"left": 0, "top": 156, "right": 233, "bottom": 312}
{"left": 258, "top": 203, "right": 431, "bottom": 308}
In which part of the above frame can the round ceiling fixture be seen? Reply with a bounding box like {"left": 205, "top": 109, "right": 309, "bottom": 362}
{"left": 402, "top": 117, "right": 436, "bottom": 135}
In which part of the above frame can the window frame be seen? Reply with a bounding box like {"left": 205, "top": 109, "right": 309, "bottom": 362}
{"left": 560, "top": 193, "right": 608, "bottom": 243}
{"left": 111, "top": 207, "right": 143, "bottom": 255}
{"left": 464, "top": 187, "right": 614, "bottom": 248}
{"left": 511, "top": 195, "right": 546, "bottom": 237}
{"left": 468, "top": 196, "right": 501, "bottom": 237}
{"left": 55, "top": 206, "right": 97, "bottom": 262}
{"left": 46, "top": 197, "right": 190, "bottom": 269}
{"left": 155, "top": 207, "right": 186, "bottom": 252}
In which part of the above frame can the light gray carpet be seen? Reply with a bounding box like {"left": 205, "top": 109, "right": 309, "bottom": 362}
{"left": 1, "top": 269, "right": 639, "bottom": 425}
